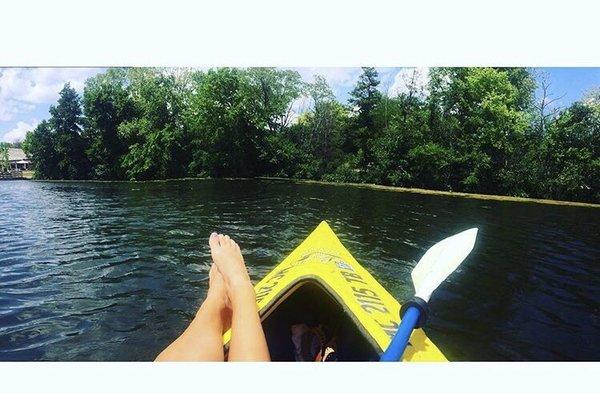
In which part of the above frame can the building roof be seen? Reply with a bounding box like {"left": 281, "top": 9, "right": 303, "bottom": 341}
{"left": 8, "top": 148, "right": 30, "bottom": 162}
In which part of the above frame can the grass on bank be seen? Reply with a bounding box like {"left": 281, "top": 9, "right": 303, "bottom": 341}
{"left": 30, "top": 176, "right": 600, "bottom": 209}
{"left": 261, "top": 177, "right": 600, "bottom": 208}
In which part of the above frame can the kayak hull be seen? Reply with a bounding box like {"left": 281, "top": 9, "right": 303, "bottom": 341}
{"left": 223, "top": 221, "right": 446, "bottom": 361}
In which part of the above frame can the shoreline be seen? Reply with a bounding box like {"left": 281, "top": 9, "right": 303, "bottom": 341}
{"left": 260, "top": 177, "right": 600, "bottom": 209}
{"left": 29, "top": 176, "right": 599, "bottom": 208}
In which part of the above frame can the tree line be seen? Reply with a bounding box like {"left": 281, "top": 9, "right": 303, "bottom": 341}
{"left": 21, "top": 67, "right": 599, "bottom": 203}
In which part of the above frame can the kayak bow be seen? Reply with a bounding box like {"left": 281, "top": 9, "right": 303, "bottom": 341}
{"left": 223, "top": 221, "right": 454, "bottom": 361}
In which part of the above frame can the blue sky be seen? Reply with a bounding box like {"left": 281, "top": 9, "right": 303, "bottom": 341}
{"left": 1, "top": 67, "right": 599, "bottom": 143}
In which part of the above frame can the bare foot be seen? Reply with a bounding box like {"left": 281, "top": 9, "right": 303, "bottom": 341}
{"left": 208, "top": 233, "right": 253, "bottom": 300}
{"left": 206, "top": 263, "right": 230, "bottom": 310}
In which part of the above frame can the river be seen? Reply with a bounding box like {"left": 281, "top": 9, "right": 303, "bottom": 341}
{"left": 0, "top": 179, "right": 598, "bottom": 360}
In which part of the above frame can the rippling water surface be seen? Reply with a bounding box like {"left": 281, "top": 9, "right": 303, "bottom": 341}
{"left": 0, "top": 179, "right": 598, "bottom": 360}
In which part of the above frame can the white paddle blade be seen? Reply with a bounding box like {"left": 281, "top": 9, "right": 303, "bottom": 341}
{"left": 412, "top": 228, "right": 478, "bottom": 302}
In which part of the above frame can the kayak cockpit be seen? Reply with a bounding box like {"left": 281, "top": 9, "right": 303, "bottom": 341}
{"left": 260, "top": 280, "right": 381, "bottom": 361}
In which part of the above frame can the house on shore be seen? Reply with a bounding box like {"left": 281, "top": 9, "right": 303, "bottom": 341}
{"left": 8, "top": 148, "right": 31, "bottom": 171}
{"left": 0, "top": 148, "right": 33, "bottom": 179}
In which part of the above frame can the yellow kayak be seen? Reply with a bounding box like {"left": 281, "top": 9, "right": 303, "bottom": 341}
{"left": 223, "top": 221, "right": 446, "bottom": 361}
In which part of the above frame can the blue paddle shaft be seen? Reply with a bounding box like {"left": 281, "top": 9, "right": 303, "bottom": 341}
{"left": 380, "top": 306, "right": 420, "bottom": 361}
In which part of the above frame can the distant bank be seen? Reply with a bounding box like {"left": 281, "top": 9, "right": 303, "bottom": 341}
{"left": 259, "top": 177, "right": 600, "bottom": 209}
{"left": 27, "top": 176, "right": 600, "bottom": 208}
{"left": 0, "top": 171, "right": 34, "bottom": 180}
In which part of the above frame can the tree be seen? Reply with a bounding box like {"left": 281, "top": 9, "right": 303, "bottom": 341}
{"left": 308, "top": 76, "right": 346, "bottom": 163}
{"left": 41, "top": 83, "right": 89, "bottom": 179}
{"left": 246, "top": 68, "right": 303, "bottom": 133}
{"left": 118, "top": 68, "right": 189, "bottom": 180}
{"left": 539, "top": 100, "right": 599, "bottom": 202}
{"left": 290, "top": 75, "right": 347, "bottom": 178}
{"left": 502, "top": 67, "right": 536, "bottom": 112}
{"left": 349, "top": 67, "right": 382, "bottom": 130}
{"left": 22, "top": 120, "right": 60, "bottom": 179}
{"left": 427, "top": 68, "right": 532, "bottom": 194}
{"left": 184, "top": 68, "right": 259, "bottom": 177}
{"left": 0, "top": 143, "right": 9, "bottom": 172}
{"left": 371, "top": 94, "right": 430, "bottom": 186}
{"left": 184, "top": 68, "right": 303, "bottom": 177}
{"left": 346, "top": 67, "right": 383, "bottom": 165}
{"left": 533, "top": 72, "right": 565, "bottom": 135}
{"left": 83, "top": 68, "right": 136, "bottom": 179}
{"left": 407, "top": 142, "right": 453, "bottom": 189}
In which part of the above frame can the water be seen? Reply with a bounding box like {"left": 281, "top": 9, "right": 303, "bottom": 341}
{"left": 0, "top": 179, "right": 598, "bottom": 361}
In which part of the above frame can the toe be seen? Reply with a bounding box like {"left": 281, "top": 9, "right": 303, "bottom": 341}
{"left": 217, "top": 234, "right": 226, "bottom": 246}
{"left": 224, "top": 235, "right": 231, "bottom": 245}
{"left": 209, "top": 232, "right": 220, "bottom": 251}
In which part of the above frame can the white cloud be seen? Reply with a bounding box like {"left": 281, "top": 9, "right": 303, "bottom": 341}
{"left": 0, "top": 68, "right": 101, "bottom": 121}
{"left": 388, "top": 67, "right": 431, "bottom": 99}
{"left": 0, "top": 99, "right": 35, "bottom": 121}
{"left": 0, "top": 68, "right": 98, "bottom": 103}
{"left": 1, "top": 120, "right": 39, "bottom": 143}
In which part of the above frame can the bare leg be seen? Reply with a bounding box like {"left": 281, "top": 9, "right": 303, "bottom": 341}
{"left": 155, "top": 265, "right": 231, "bottom": 361}
{"left": 209, "top": 233, "right": 270, "bottom": 361}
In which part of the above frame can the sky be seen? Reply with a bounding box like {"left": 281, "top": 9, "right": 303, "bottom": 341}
{"left": 1, "top": 67, "right": 599, "bottom": 143}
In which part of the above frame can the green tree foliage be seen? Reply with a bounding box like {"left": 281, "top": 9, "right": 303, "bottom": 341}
{"left": 539, "top": 101, "right": 599, "bottom": 201}
{"left": 428, "top": 68, "right": 533, "bottom": 194}
{"left": 246, "top": 68, "right": 303, "bottom": 133}
{"left": 349, "top": 67, "right": 382, "bottom": 131}
{"left": 0, "top": 142, "right": 10, "bottom": 172}
{"left": 185, "top": 68, "right": 264, "bottom": 177}
{"left": 291, "top": 76, "right": 347, "bottom": 179}
{"left": 346, "top": 67, "right": 383, "bottom": 168}
{"left": 118, "top": 69, "right": 189, "bottom": 180}
{"left": 185, "top": 68, "right": 302, "bottom": 177}
{"left": 23, "top": 120, "right": 60, "bottom": 179}
{"left": 83, "top": 68, "right": 136, "bottom": 179}
{"left": 23, "top": 84, "right": 89, "bottom": 179}
{"left": 21, "top": 67, "right": 600, "bottom": 203}
{"left": 50, "top": 84, "right": 90, "bottom": 179}
{"left": 371, "top": 89, "right": 430, "bottom": 186}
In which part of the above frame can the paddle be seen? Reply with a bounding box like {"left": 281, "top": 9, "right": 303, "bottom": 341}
{"left": 380, "top": 228, "right": 479, "bottom": 361}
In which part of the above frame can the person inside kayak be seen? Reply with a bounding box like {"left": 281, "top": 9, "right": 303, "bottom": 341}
{"left": 291, "top": 323, "right": 339, "bottom": 361}
{"left": 155, "top": 233, "right": 270, "bottom": 361}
